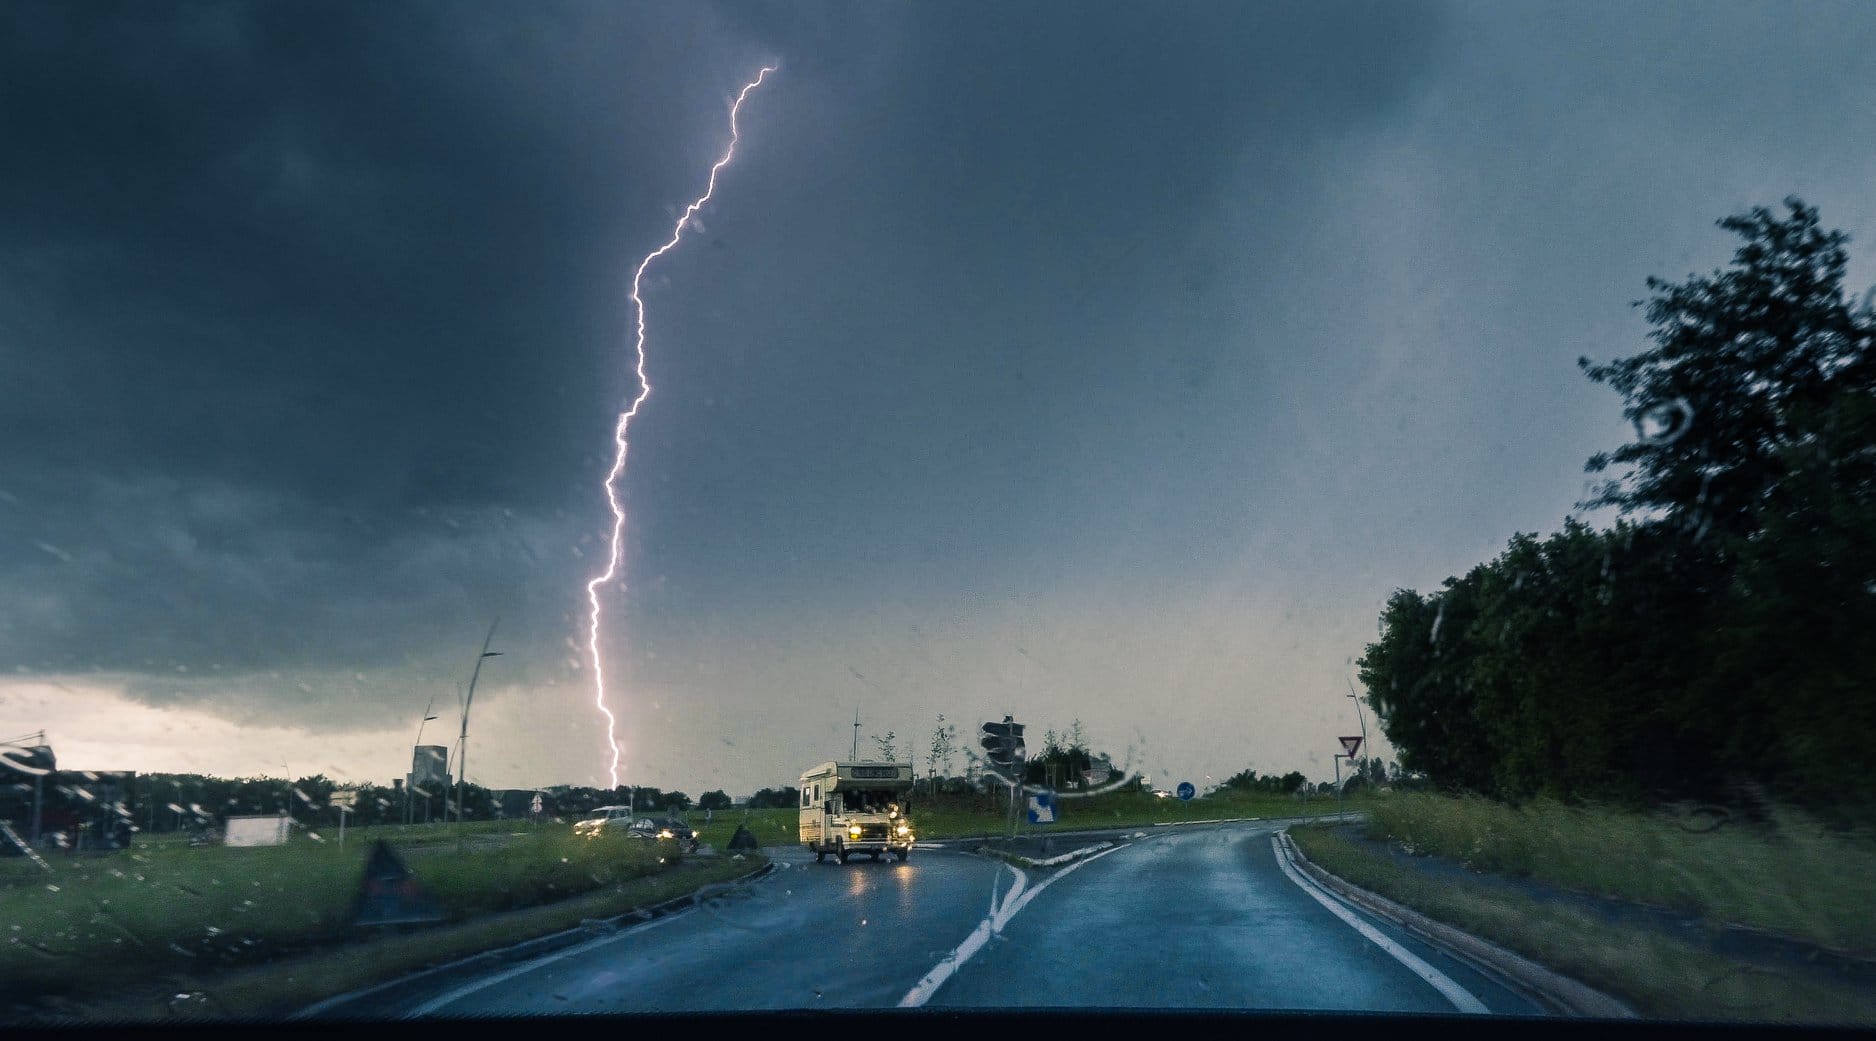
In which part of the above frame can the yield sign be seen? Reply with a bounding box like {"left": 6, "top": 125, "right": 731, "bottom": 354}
{"left": 1339, "top": 735, "right": 1364, "bottom": 757}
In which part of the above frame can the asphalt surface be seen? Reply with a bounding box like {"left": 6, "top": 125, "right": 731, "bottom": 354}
{"left": 316, "top": 821, "right": 1546, "bottom": 1018}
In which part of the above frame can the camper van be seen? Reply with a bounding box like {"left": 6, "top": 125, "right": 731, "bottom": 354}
{"left": 797, "top": 761, "right": 914, "bottom": 863}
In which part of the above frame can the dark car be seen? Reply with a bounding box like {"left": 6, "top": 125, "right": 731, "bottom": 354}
{"left": 625, "top": 815, "right": 699, "bottom": 851}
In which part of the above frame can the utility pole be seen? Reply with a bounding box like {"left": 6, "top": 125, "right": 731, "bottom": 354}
{"left": 1008, "top": 713, "right": 1023, "bottom": 841}
{"left": 5, "top": 731, "right": 50, "bottom": 844}
{"left": 851, "top": 709, "right": 860, "bottom": 761}
{"left": 455, "top": 618, "right": 502, "bottom": 829}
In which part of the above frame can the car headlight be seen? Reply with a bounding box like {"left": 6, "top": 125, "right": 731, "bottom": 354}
{"left": 848, "top": 825, "right": 862, "bottom": 839}
{"left": 895, "top": 823, "right": 909, "bottom": 835}
{"left": 658, "top": 829, "right": 673, "bottom": 839}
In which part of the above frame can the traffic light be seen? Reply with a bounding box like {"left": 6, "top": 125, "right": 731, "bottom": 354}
{"left": 980, "top": 717, "right": 1026, "bottom": 767}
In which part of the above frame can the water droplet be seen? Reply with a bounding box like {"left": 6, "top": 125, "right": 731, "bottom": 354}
{"left": 1635, "top": 398, "right": 1693, "bottom": 446}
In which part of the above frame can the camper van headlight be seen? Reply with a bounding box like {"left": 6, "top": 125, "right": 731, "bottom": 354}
{"left": 895, "top": 823, "right": 910, "bottom": 836}
{"left": 848, "top": 824, "right": 862, "bottom": 839}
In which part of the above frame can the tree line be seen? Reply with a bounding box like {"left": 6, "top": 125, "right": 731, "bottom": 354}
{"left": 1358, "top": 199, "right": 1876, "bottom": 820}
{"left": 122, "top": 774, "right": 780, "bottom": 835}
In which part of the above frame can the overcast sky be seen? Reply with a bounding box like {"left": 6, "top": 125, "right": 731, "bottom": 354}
{"left": 3, "top": 1, "right": 1873, "bottom": 797}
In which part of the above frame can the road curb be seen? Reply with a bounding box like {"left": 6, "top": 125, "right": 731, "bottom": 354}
{"left": 1276, "top": 830, "right": 1635, "bottom": 1019}
{"left": 292, "top": 856, "right": 776, "bottom": 1019}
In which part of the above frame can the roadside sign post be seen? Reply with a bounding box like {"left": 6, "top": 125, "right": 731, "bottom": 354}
{"left": 331, "top": 788, "right": 358, "bottom": 849}
{"left": 980, "top": 717, "right": 1026, "bottom": 842}
{"left": 1009, "top": 746, "right": 1026, "bottom": 840}
{"left": 1336, "top": 736, "right": 1363, "bottom": 818}
{"left": 1027, "top": 788, "right": 1055, "bottom": 855}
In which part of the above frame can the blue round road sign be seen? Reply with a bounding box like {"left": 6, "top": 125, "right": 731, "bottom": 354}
{"left": 1176, "top": 781, "right": 1195, "bottom": 801}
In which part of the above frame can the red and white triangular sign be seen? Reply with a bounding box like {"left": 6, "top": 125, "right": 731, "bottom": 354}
{"left": 1339, "top": 735, "right": 1363, "bottom": 757}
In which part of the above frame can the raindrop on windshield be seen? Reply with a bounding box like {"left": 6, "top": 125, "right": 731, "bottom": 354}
{"left": 1634, "top": 398, "right": 1693, "bottom": 446}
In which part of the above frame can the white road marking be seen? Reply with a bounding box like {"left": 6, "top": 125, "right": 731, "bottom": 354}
{"left": 407, "top": 910, "right": 686, "bottom": 1017}
{"left": 1017, "top": 841, "right": 1111, "bottom": 868}
{"left": 1271, "top": 833, "right": 1489, "bottom": 1014}
{"left": 899, "top": 843, "right": 1128, "bottom": 1007}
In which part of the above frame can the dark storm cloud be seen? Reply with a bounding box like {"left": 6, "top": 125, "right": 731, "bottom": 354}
{"left": 2, "top": 2, "right": 718, "bottom": 503}
{"left": 0, "top": 1, "right": 759, "bottom": 685}
{"left": 0, "top": 1, "right": 1448, "bottom": 689}
{"left": 606, "top": 1, "right": 1452, "bottom": 603}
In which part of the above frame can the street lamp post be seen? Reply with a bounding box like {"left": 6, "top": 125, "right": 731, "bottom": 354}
{"left": 410, "top": 694, "right": 440, "bottom": 826}
{"left": 455, "top": 618, "right": 502, "bottom": 829}
{"left": 1347, "top": 679, "right": 1370, "bottom": 782}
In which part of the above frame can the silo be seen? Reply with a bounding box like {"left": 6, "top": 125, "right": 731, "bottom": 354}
{"left": 407, "top": 745, "right": 451, "bottom": 823}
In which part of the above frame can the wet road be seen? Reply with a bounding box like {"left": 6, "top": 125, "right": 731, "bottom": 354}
{"left": 326, "top": 823, "right": 1545, "bottom": 1017}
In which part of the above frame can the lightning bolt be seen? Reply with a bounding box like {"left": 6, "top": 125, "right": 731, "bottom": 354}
{"left": 586, "top": 65, "right": 777, "bottom": 790}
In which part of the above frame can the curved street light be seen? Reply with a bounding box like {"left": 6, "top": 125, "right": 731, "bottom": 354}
{"left": 1347, "top": 676, "right": 1370, "bottom": 780}
{"left": 455, "top": 618, "right": 503, "bottom": 828}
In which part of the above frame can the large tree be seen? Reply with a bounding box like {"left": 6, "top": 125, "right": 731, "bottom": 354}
{"left": 1359, "top": 575, "right": 1498, "bottom": 796}
{"left": 1581, "top": 198, "right": 1873, "bottom": 548}
{"left": 1365, "top": 198, "right": 1875, "bottom": 815}
{"left": 1583, "top": 197, "right": 1875, "bottom": 811}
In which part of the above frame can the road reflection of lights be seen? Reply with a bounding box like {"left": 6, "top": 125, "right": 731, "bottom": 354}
{"left": 688, "top": 874, "right": 800, "bottom": 933}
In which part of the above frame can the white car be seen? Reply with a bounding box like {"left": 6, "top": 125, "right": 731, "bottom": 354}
{"left": 573, "top": 805, "right": 636, "bottom": 836}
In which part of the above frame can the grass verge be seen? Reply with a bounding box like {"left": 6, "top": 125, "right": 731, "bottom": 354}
{"left": 2, "top": 824, "right": 761, "bottom": 1023}
{"left": 1289, "top": 823, "right": 1876, "bottom": 1025}
{"left": 1364, "top": 793, "right": 1876, "bottom": 955}
{"left": 147, "top": 854, "right": 762, "bottom": 1023}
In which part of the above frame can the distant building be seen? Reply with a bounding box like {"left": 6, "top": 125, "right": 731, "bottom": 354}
{"left": 0, "top": 744, "right": 55, "bottom": 847}
{"left": 408, "top": 745, "right": 451, "bottom": 791}
{"left": 406, "top": 746, "right": 451, "bottom": 823}
{"left": 2, "top": 746, "right": 138, "bottom": 852}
